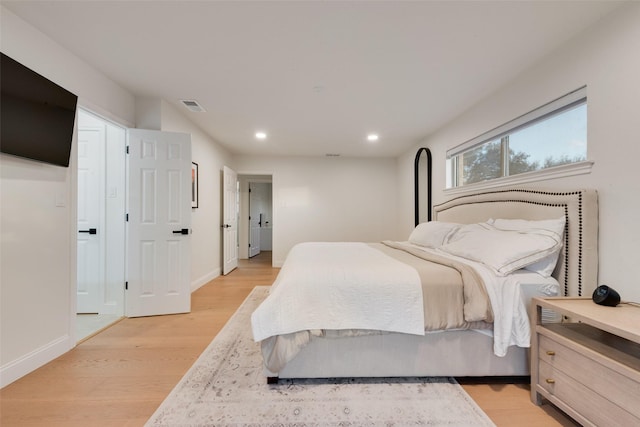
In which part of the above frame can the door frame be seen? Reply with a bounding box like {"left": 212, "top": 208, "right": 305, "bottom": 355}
{"left": 71, "top": 105, "right": 130, "bottom": 342}
{"left": 237, "top": 173, "right": 273, "bottom": 260}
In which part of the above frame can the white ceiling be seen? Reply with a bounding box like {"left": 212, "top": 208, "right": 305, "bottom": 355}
{"left": 3, "top": 1, "right": 624, "bottom": 158}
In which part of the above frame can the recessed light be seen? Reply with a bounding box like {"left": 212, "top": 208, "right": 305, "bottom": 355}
{"left": 255, "top": 132, "right": 267, "bottom": 140}
{"left": 367, "top": 133, "right": 379, "bottom": 142}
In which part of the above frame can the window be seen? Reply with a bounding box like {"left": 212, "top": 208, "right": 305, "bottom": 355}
{"left": 447, "top": 87, "right": 587, "bottom": 188}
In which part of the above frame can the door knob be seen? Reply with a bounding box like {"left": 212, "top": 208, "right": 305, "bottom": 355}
{"left": 79, "top": 228, "right": 97, "bottom": 235}
{"left": 172, "top": 228, "right": 189, "bottom": 235}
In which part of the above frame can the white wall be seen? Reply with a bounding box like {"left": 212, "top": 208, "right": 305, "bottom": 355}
{"left": 157, "top": 100, "right": 234, "bottom": 290}
{"left": 0, "top": 7, "right": 136, "bottom": 387}
{"left": 234, "top": 155, "right": 400, "bottom": 266}
{"left": 398, "top": 3, "right": 640, "bottom": 302}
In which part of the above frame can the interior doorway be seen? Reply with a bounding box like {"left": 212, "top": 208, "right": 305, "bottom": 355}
{"left": 76, "top": 109, "right": 126, "bottom": 341}
{"left": 238, "top": 175, "right": 273, "bottom": 260}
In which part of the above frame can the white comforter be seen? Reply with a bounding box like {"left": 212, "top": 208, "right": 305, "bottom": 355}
{"left": 251, "top": 242, "right": 425, "bottom": 342}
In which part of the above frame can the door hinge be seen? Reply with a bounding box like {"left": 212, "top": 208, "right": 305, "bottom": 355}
{"left": 126, "top": 213, "right": 129, "bottom": 222}
{"left": 125, "top": 281, "right": 128, "bottom": 290}
{"left": 126, "top": 146, "right": 130, "bottom": 154}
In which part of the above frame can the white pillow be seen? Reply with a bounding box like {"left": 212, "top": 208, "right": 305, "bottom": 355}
{"left": 487, "top": 217, "right": 565, "bottom": 277}
{"left": 408, "top": 221, "right": 460, "bottom": 248}
{"left": 487, "top": 217, "right": 565, "bottom": 236}
{"left": 523, "top": 254, "right": 560, "bottom": 277}
{"left": 440, "top": 222, "right": 563, "bottom": 276}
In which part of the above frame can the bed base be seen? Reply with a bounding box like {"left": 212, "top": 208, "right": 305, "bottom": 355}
{"left": 266, "top": 329, "right": 530, "bottom": 380}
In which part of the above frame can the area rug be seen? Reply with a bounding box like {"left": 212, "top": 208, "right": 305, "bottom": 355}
{"left": 146, "top": 286, "right": 496, "bottom": 426}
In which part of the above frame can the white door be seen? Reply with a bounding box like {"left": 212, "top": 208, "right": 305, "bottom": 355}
{"left": 126, "top": 129, "right": 192, "bottom": 317}
{"left": 249, "top": 220, "right": 261, "bottom": 257}
{"left": 248, "top": 183, "right": 261, "bottom": 258}
{"left": 222, "top": 166, "right": 238, "bottom": 275}
{"left": 77, "top": 127, "right": 104, "bottom": 313}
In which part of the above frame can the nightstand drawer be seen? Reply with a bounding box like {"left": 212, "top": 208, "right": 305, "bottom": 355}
{"left": 538, "top": 360, "right": 640, "bottom": 426}
{"left": 538, "top": 332, "right": 640, "bottom": 419}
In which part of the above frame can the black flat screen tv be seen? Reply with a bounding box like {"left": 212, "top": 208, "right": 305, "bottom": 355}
{"left": 1, "top": 52, "right": 78, "bottom": 167}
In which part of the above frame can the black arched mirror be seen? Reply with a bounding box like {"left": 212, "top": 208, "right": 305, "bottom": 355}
{"left": 414, "top": 147, "right": 432, "bottom": 226}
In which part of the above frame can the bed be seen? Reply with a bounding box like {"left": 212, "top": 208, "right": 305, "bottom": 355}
{"left": 251, "top": 188, "right": 599, "bottom": 381}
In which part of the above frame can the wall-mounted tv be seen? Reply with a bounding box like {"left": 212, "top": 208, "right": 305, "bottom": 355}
{"left": 1, "top": 52, "right": 78, "bottom": 167}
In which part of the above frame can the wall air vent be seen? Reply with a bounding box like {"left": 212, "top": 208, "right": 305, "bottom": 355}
{"left": 325, "top": 153, "right": 341, "bottom": 157}
{"left": 180, "top": 99, "right": 206, "bottom": 112}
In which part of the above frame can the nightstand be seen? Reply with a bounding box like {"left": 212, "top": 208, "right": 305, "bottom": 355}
{"left": 531, "top": 297, "right": 640, "bottom": 426}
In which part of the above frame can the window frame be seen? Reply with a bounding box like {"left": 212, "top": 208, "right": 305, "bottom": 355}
{"left": 446, "top": 87, "right": 589, "bottom": 191}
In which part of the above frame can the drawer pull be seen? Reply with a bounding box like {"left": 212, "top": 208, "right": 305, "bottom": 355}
{"left": 546, "top": 350, "right": 556, "bottom": 356}
{"left": 545, "top": 378, "right": 556, "bottom": 384}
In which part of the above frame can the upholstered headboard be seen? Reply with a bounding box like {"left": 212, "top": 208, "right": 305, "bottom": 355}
{"left": 433, "top": 188, "right": 599, "bottom": 297}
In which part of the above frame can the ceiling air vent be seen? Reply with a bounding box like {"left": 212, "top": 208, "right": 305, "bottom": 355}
{"left": 180, "top": 99, "right": 206, "bottom": 112}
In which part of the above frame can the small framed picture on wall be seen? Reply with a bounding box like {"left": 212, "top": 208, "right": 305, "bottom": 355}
{"left": 191, "top": 162, "right": 199, "bottom": 208}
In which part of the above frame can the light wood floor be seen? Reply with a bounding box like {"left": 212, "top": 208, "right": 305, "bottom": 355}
{"left": 1, "top": 251, "right": 577, "bottom": 426}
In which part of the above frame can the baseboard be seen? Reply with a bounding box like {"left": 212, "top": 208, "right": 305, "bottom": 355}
{"left": 0, "top": 334, "right": 73, "bottom": 388}
{"left": 191, "top": 268, "right": 221, "bottom": 292}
